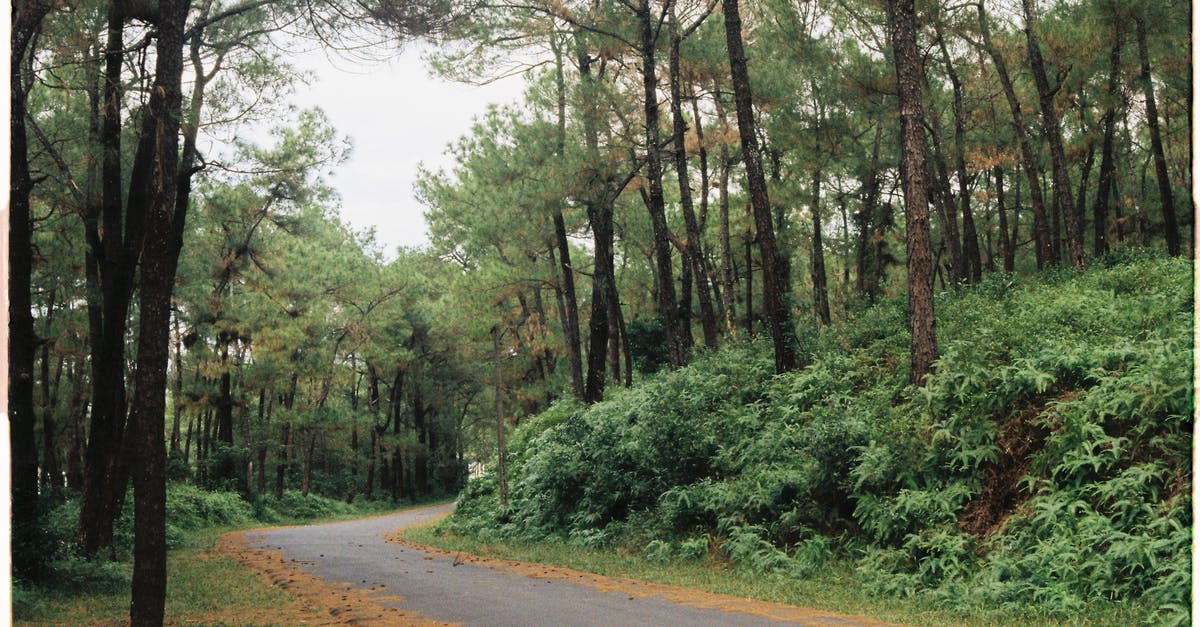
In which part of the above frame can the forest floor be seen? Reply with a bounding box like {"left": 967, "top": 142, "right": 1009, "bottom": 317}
{"left": 224, "top": 502, "right": 891, "bottom": 625}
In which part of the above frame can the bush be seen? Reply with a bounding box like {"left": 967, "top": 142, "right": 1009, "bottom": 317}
{"left": 166, "top": 483, "right": 253, "bottom": 530}
{"left": 256, "top": 489, "right": 357, "bottom": 521}
{"left": 445, "top": 254, "right": 1192, "bottom": 620}
{"left": 626, "top": 315, "right": 670, "bottom": 374}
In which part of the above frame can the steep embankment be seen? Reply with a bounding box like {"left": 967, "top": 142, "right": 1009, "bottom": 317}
{"left": 441, "top": 254, "right": 1192, "bottom": 624}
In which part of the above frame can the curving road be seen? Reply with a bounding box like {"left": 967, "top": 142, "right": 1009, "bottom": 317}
{"left": 245, "top": 503, "right": 885, "bottom": 626}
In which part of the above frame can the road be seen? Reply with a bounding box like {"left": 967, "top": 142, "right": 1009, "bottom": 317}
{"left": 243, "top": 502, "right": 886, "bottom": 626}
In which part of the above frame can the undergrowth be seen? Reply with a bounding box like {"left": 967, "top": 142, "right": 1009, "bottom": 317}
{"left": 439, "top": 253, "right": 1192, "bottom": 624}
{"left": 11, "top": 483, "right": 409, "bottom": 621}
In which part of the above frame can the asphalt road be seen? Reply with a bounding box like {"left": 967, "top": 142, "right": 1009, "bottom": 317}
{"left": 246, "top": 503, "right": 879, "bottom": 626}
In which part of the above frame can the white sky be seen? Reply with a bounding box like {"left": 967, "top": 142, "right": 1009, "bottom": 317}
{"left": 286, "top": 43, "right": 527, "bottom": 257}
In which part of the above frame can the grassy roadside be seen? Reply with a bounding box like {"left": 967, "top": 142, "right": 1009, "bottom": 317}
{"left": 15, "top": 499, "right": 453, "bottom": 626}
{"left": 402, "top": 523, "right": 1150, "bottom": 627}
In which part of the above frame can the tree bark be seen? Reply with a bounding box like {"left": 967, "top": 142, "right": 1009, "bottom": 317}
{"left": 1093, "top": 29, "right": 1122, "bottom": 256}
{"left": 810, "top": 168, "right": 831, "bottom": 326}
{"left": 856, "top": 124, "right": 885, "bottom": 301}
{"left": 492, "top": 326, "right": 508, "bottom": 509}
{"left": 636, "top": 1, "right": 685, "bottom": 368}
{"left": 689, "top": 82, "right": 724, "bottom": 334}
{"left": 723, "top": 0, "right": 796, "bottom": 373}
{"left": 889, "top": 0, "right": 939, "bottom": 386}
{"left": 1021, "top": 0, "right": 1084, "bottom": 268}
{"left": 976, "top": 3, "right": 1052, "bottom": 269}
{"left": 669, "top": 5, "right": 719, "bottom": 349}
{"left": 550, "top": 34, "right": 585, "bottom": 399}
{"left": 128, "top": 0, "right": 189, "bottom": 622}
{"left": 994, "top": 167, "right": 1014, "bottom": 272}
{"left": 578, "top": 40, "right": 616, "bottom": 403}
{"left": 1134, "top": 12, "right": 1181, "bottom": 256}
{"left": 9, "top": 0, "right": 54, "bottom": 579}
{"left": 718, "top": 125, "right": 737, "bottom": 337}
{"left": 934, "top": 17, "right": 980, "bottom": 283}
{"left": 924, "top": 95, "right": 963, "bottom": 284}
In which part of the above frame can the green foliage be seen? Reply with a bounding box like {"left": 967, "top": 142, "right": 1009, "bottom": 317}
{"left": 19, "top": 481, "right": 398, "bottom": 603}
{"left": 445, "top": 256, "right": 1191, "bottom": 621}
{"left": 626, "top": 316, "right": 670, "bottom": 374}
{"left": 166, "top": 483, "right": 254, "bottom": 531}
{"left": 252, "top": 490, "right": 358, "bottom": 522}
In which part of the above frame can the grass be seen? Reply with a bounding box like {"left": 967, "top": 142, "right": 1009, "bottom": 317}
{"left": 15, "top": 499, "right": 453, "bottom": 626}
{"left": 15, "top": 526, "right": 297, "bottom": 626}
{"left": 402, "top": 524, "right": 1152, "bottom": 627}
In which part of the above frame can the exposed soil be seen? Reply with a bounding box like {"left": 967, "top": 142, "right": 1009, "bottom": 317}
{"left": 957, "top": 394, "right": 1060, "bottom": 538}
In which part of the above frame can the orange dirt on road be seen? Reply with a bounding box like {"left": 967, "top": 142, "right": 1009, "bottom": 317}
{"left": 222, "top": 503, "right": 893, "bottom": 626}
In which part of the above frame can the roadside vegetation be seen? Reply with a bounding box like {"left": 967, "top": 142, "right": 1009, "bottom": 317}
{"left": 11, "top": 0, "right": 1191, "bottom": 621}
{"left": 12, "top": 485, "right": 430, "bottom": 624}
{"left": 427, "top": 253, "right": 1192, "bottom": 626}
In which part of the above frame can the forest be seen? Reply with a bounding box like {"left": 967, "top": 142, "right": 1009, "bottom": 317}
{"left": 7, "top": 0, "right": 1192, "bottom": 624}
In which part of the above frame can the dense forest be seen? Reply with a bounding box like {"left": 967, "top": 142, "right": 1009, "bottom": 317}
{"left": 8, "top": 0, "right": 1192, "bottom": 624}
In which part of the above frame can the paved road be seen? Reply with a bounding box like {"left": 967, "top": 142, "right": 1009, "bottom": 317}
{"left": 247, "top": 503, "right": 880, "bottom": 626}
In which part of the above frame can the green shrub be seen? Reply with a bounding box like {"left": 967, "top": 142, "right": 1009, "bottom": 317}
{"left": 259, "top": 489, "right": 357, "bottom": 520}
{"left": 445, "top": 255, "right": 1192, "bottom": 621}
{"left": 166, "top": 483, "right": 254, "bottom": 530}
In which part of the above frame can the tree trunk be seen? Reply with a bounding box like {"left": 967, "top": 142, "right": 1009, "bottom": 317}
{"left": 810, "top": 168, "right": 831, "bottom": 326}
{"left": 723, "top": 0, "right": 796, "bottom": 373}
{"left": 578, "top": 41, "right": 615, "bottom": 403}
{"left": 994, "top": 167, "right": 1014, "bottom": 272}
{"left": 636, "top": 1, "right": 685, "bottom": 368}
{"left": 890, "top": 0, "right": 939, "bottom": 386}
{"left": 492, "top": 327, "right": 508, "bottom": 509}
{"left": 857, "top": 124, "right": 885, "bottom": 301}
{"left": 550, "top": 35, "right": 585, "bottom": 398}
{"left": 301, "top": 428, "right": 315, "bottom": 498}
{"left": 128, "top": 0, "right": 189, "bottom": 621}
{"left": 925, "top": 98, "right": 964, "bottom": 284}
{"left": 934, "top": 18, "right": 981, "bottom": 283}
{"left": 607, "top": 276, "right": 633, "bottom": 388}
{"left": 976, "top": 3, "right": 1052, "bottom": 269}
{"left": 1021, "top": 0, "right": 1084, "bottom": 268}
{"left": 9, "top": 0, "right": 53, "bottom": 579}
{"left": 413, "top": 390, "right": 429, "bottom": 496}
{"left": 718, "top": 139, "right": 738, "bottom": 337}
{"left": 743, "top": 229, "right": 754, "bottom": 333}
{"left": 390, "top": 370, "right": 404, "bottom": 502}
{"left": 689, "top": 83, "right": 724, "bottom": 335}
{"left": 607, "top": 284, "right": 624, "bottom": 383}
{"left": 1134, "top": 12, "right": 1181, "bottom": 256}
{"left": 80, "top": 5, "right": 148, "bottom": 557}
{"left": 669, "top": 7, "right": 719, "bottom": 349}
{"left": 366, "top": 428, "right": 377, "bottom": 498}
{"left": 40, "top": 309, "right": 64, "bottom": 495}
{"left": 275, "top": 421, "right": 290, "bottom": 499}
{"left": 1094, "top": 29, "right": 1122, "bottom": 256}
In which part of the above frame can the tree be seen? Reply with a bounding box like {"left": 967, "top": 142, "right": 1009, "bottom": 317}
{"left": 667, "top": 0, "right": 720, "bottom": 349}
{"left": 888, "top": 0, "right": 938, "bottom": 385}
{"left": 125, "top": 1, "right": 191, "bottom": 621}
{"left": 1133, "top": 8, "right": 1181, "bottom": 256}
{"left": 1021, "top": 0, "right": 1084, "bottom": 268}
{"left": 932, "top": 8, "right": 981, "bottom": 283}
{"left": 9, "top": 0, "right": 55, "bottom": 581}
{"left": 1092, "top": 21, "right": 1123, "bottom": 256}
{"left": 972, "top": 2, "right": 1052, "bottom": 269}
{"left": 722, "top": 0, "right": 796, "bottom": 373}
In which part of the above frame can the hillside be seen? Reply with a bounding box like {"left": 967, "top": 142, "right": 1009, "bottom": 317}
{"left": 440, "top": 253, "right": 1193, "bottom": 623}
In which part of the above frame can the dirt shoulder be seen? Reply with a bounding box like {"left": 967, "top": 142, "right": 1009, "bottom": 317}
{"left": 383, "top": 533, "right": 892, "bottom": 626}
{"left": 217, "top": 527, "right": 451, "bottom": 626}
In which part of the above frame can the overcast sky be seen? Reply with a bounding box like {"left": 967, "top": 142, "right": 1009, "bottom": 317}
{"left": 286, "top": 44, "right": 527, "bottom": 257}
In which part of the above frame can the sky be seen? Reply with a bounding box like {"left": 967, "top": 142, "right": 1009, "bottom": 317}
{"left": 285, "top": 43, "right": 527, "bottom": 257}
